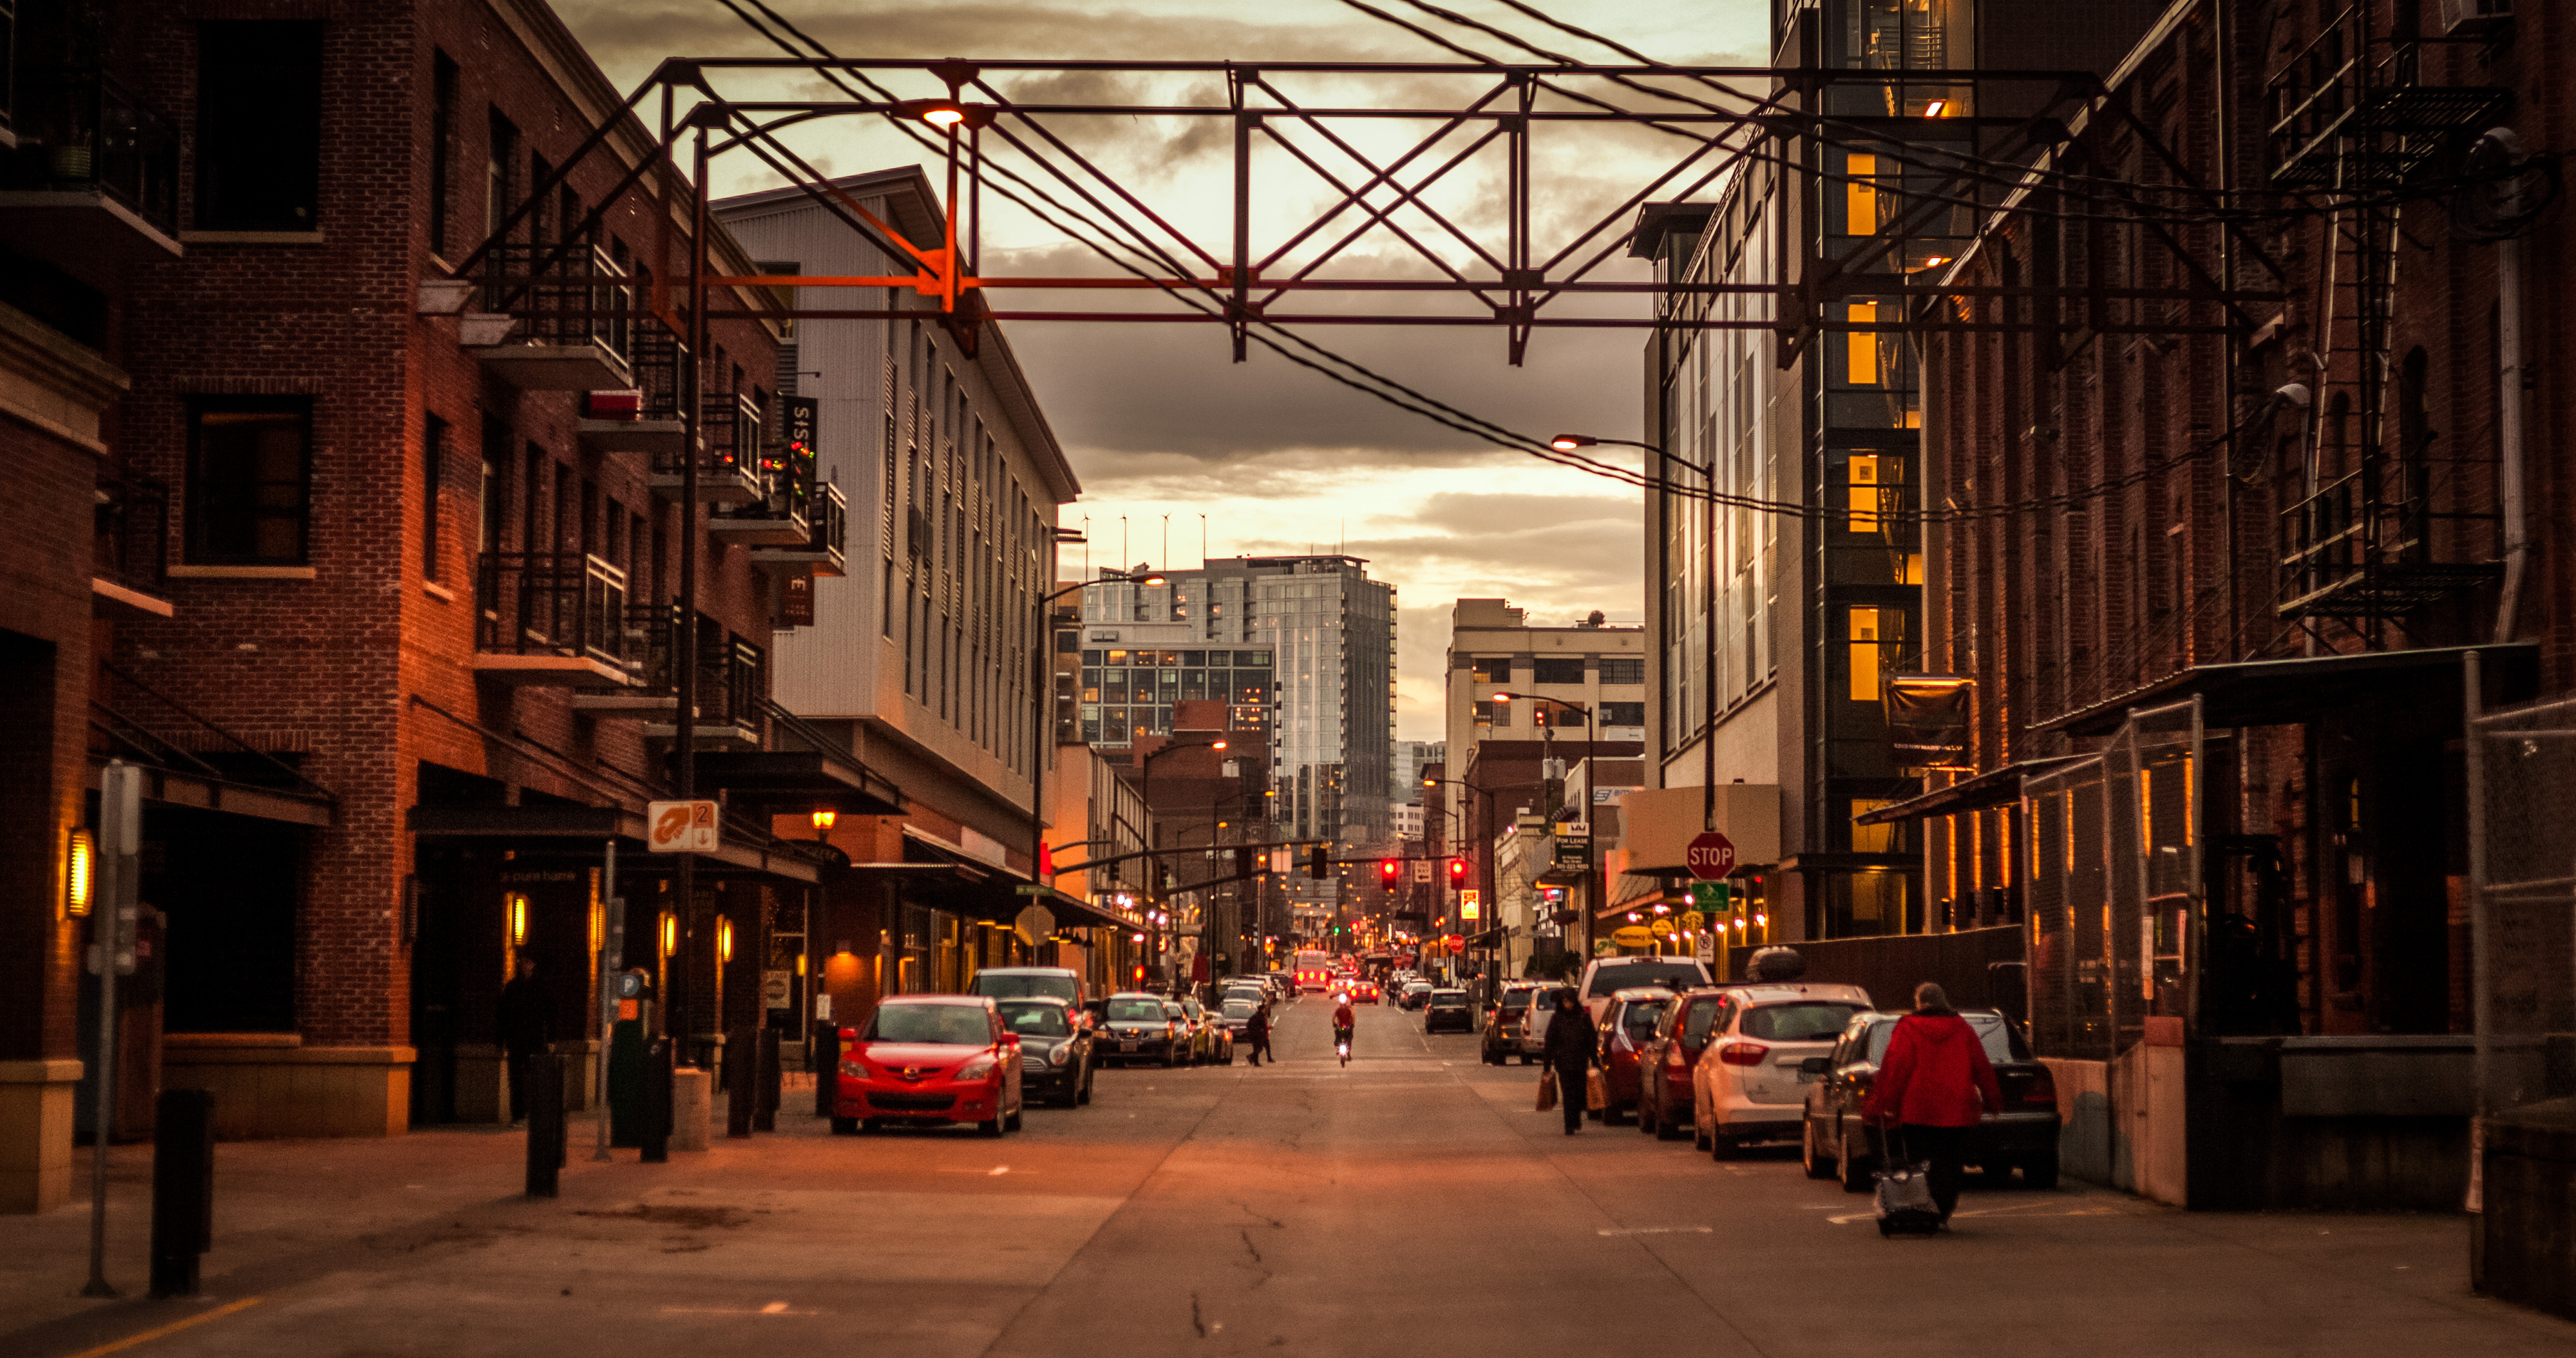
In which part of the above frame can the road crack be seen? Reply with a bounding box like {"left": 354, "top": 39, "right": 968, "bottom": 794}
{"left": 1190, "top": 1291, "right": 1208, "bottom": 1338}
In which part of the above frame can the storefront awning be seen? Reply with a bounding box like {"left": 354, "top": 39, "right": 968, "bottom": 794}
{"left": 683, "top": 748, "right": 904, "bottom": 818}
{"left": 406, "top": 803, "right": 822, "bottom": 884}
{"left": 1853, "top": 756, "right": 2087, "bottom": 826}
{"left": 2040, "top": 643, "right": 2538, "bottom": 737}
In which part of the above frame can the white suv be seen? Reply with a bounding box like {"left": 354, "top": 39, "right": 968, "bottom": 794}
{"left": 1689, "top": 983, "right": 1874, "bottom": 1157}
{"left": 1573, "top": 955, "right": 1712, "bottom": 1028}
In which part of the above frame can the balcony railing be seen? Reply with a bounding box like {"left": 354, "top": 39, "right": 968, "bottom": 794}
{"left": 1, "top": 67, "right": 181, "bottom": 236}
{"left": 649, "top": 392, "right": 764, "bottom": 502}
{"left": 94, "top": 473, "right": 169, "bottom": 599}
{"left": 2277, "top": 468, "right": 2498, "bottom": 619}
{"left": 480, "top": 242, "right": 629, "bottom": 359}
{"left": 475, "top": 550, "right": 630, "bottom": 665}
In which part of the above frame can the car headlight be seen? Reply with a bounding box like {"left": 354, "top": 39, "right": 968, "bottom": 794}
{"left": 839, "top": 1058, "right": 869, "bottom": 1078}
{"left": 1039, "top": 1044, "right": 1065, "bottom": 1066}
{"left": 956, "top": 1056, "right": 997, "bottom": 1081}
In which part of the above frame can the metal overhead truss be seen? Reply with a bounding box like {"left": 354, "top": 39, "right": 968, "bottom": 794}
{"left": 437, "top": 56, "right": 2287, "bottom": 375}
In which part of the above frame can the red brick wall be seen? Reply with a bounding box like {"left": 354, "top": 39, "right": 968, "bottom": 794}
{"left": 108, "top": 0, "right": 781, "bottom": 1050}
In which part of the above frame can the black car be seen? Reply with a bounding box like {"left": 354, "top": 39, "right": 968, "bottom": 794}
{"left": 997, "top": 997, "right": 1094, "bottom": 1107}
{"left": 1423, "top": 987, "right": 1473, "bottom": 1033}
{"left": 1799, "top": 1008, "right": 2061, "bottom": 1192}
{"left": 1099, "top": 991, "right": 1183, "bottom": 1067}
{"left": 1480, "top": 984, "right": 1538, "bottom": 1064}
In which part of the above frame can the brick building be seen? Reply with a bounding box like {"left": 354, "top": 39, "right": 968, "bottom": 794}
{"left": 0, "top": 0, "right": 900, "bottom": 1196}
{"left": 1874, "top": 0, "right": 2573, "bottom": 1209}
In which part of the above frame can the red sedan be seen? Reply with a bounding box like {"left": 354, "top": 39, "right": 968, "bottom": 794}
{"left": 1596, "top": 988, "right": 1676, "bottom": 1125}
{"left": 831, "top": 995, "right": 1025, "bottom": 1136}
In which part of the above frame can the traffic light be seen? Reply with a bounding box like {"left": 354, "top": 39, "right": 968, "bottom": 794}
{"left": 1305, "top": 846, "right": 1327, "bottom": 879}
{"left": 1379, "top": 858, "right": 1401, "bottom": 885}
{"left": 1447, "top": 857, "right": 1468, "bottom": 886}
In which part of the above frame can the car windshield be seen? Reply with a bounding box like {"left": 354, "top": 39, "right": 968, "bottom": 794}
{"left": 1743, "top": 1002, "right": 1865, "bottom": 1042}
{"left": 1863, "top": 1013, "right": 2016, "bottom": 1065}
{"left": 1681, "top": 998, "right": 1724, "bottom": 1045}
{"left": 868, "top": 1004, "right": 991, "bottom": 1045}
{"left": 970, "top": 972, "right": 1078, "bottom": 1002}
{"left": 1586, "top": 962, "right": 1709, "bottom": 997}
{"left": 1530, "top": 990, "right": 1560, "bottom": 1011}
{"left": 1106, "top": 999, "right": 1166, "bottom": 1022}
{"left": 1223, "top": 999, "right": 1257, "bottom": 1018}
{"left": 1621, "top": 1003, "right": 1666, "bottom": 1041}
{"left": 998, "top": 1002, "right": 1071, "bottom": 1037}
{"left": 1497, "top": 993, "right": 1531, "bottom": 1013}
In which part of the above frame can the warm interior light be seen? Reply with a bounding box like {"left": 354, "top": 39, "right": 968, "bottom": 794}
{"left": 810, "top": 808, "right": 838, "bottom": 832}
{"left": 66, "top": 830, "right": 93, "bottom": 917}
{"left": 1923, "top": 99, "right": 1947, "bottom": 117}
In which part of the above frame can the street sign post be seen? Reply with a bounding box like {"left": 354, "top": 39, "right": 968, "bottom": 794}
{"left": 1685, "top": 830, "right": 1738, "bottom": 880}
{"left": 646, "top": 800, "right": 720, "bottom": 854}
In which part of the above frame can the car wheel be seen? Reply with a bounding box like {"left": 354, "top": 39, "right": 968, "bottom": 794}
{"left": 829, "top": 1116, "right": 858, "bottom": 1135}
{"left": 2022, "top": 1158, "right": 2060, "bottom": 1191}
{"left": 1005, "top": 1105, "right": 1023, "bottom": 1133}
{"left": 1710, "top": 1131, "right": 1738, "bottom": 1161}
{"left": 1078, "top": 1071, "right": 1095, "bottom": 1106}
{"left": 1605, "top": 1100, "right": 1628, "bottom": 1127}
{"left": 1801, "top": 1120, "right": 1836, "bottom": 1180}
{"left": 1693, "top": 1120, "right": 1712, "bottom": 1152}
{"left": 1840, "top": 1132, "right": 1873, "bottom": 1194}
{"left": 1637, "top": 1098, "right": 1657, "bottom": 1137}
{"left": 1656, "top": 1108, "right": 1685, "bottom": 1142}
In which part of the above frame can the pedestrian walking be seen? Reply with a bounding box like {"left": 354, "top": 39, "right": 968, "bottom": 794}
{"left": 496, "top": 956, "right": 550, "bottom": 1125}
{"left": 1861, "top": 982, "right": 2003, "bottom": 1226}
{"left": 1245, "top": 1001, "right": 1273, "bottom": 1066}
{"left": 1541, "top": 985, "right": 1598, "bottom": 1135}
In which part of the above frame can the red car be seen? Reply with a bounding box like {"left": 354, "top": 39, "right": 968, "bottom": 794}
{"left": 1636, "top": 986, "right": 1732, "bottom": 1141}
{"left": 831, "top": 995, "right": 1025, "bottom": 1136}
{"left": 1595, "top": 988, "right": 1677, "bottom": 1125}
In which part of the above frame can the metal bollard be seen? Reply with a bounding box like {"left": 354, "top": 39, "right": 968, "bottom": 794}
{"left": 524, "top": 1053, "right": 565, "bottom": 1198}
{"left": 813, "top": 1022, "right": 837, "bottom": 1118}
{"left": 149, "top": 1089, "right": 215, "bottom": 1299}
{"left": 726, "top": 1025, "right": 755, "bottom": 1138}
{"left": 640, "top": 1038, "right": 672, "bottom": 1163}
{"left": 753, "top": 1028, "right": 781, "bottom": 1133}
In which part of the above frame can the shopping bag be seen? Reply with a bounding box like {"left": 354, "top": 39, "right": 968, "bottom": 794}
{"left": 1586, "top": 1067, "right": 1609, "bottom": 1111}
{"left": 1536, "top": 1068, "right": 1558, "bottom": 1113}
{"left": 1872, "top": 1126, "right": 1942, "bottom": 1236}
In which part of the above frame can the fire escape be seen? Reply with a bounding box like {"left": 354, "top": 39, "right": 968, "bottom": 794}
{"left": 2266, "top": 6, "right": 2508, "bottom": 636}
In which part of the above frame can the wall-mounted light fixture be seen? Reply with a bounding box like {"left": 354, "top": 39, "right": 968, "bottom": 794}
{"left": 718, "top": 917, "right": 735, "bottom": 965}
{"left": 66, "top": 829, "right": 94, "bottom": 917}
{"left": 661, "top": 912, "right": 678, "bottom": 957}
{"left": 810, "top": 809, "right": 837, "bottom": 837}
{"left": 508, "top": 894, "right": 528, "bottom": 946}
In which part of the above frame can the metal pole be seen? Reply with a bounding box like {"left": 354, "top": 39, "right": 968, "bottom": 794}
{"left": 674, "top": 119, "right": 708, "bottom": 1064}
{"left": 595, "top": 838, "right": 620, "bottom": 1162}
{"left": 2465, "top": 649, "right": 2490, "bottom": 1122}
{"left": 82, "top": 762, "right": 140, "bottom": 1298}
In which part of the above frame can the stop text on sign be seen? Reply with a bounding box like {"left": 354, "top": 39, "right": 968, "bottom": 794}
{"left": 1685, "top": 830, "right": 1737, "bottom": 881}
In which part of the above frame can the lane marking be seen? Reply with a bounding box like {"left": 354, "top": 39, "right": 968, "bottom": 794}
{"left": 1598, "top": 1226, "right": 1714, "bottom": 1236}
{"left": 61, "top": 1297, "right": 263, "bottom": 1358}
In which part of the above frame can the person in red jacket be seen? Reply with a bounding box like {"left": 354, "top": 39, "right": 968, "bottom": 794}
{"left": 1862, "top": 982, "right": 2002, "bottom": 1225}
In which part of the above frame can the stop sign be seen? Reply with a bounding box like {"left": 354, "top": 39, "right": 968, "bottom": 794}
{"left": 1685, "top": 830, "right": 1737, "bottom": 881}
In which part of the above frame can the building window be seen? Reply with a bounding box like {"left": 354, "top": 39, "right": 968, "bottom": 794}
{"left": 429, "top": 51, "right": 457, "bottom": 256}
{"left": 1848, "top": 607, "right": 1882, "bottom": 702}
{"left": 185, "top": 396, "right": 312, "bottom": 566}
{"left": 1599, "top": 658, "right": 1645, "bottom": 685}
{"left": 1601, "top": 702, "right": 1644, "bottom": 727}
{"left": 195, "top": 22, "right": 324, "bottom": 231}
{"left": 1471, "top": 656, "right": 1512, "bottom": 684}
{"left": 422, "top": 415, "right": 446, "bottom": 580}
{"left": 1532, "top": 657, "right": 1583, "bottom": 685}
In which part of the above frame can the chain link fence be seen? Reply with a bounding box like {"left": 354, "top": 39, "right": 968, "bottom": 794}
{"left": 2467, "top": 684, "right": 2576, "bottom": 1116}
{"left": 2025, "top": 698, "right": 2204, "bottom": 1062}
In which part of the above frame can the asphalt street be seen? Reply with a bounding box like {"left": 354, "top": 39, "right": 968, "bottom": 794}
{"left": 7, "top": 997, "right": 2572, "bottom": 1358}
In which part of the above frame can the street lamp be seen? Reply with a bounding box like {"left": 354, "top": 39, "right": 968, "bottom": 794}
{"left": 1555, "top": 429, "right": 1728, "bottom": 841}
{"left": 1028, "top": 568, "right": 1162, "bottom": 910}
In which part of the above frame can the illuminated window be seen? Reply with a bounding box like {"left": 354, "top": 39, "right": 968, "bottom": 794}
{"left": 1847, "top": 303, "right": 1880, "bottom": 386}
{"left": 1848, "top": 455, "right": 1882, "bottom": 533}
{"left": 1844, "top": 153, "right": 1877, "bottom": 235}
{"left": 1848, "top": 607, "right": 1882, "bottom": 702}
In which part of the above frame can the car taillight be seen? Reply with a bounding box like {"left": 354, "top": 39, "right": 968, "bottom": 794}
{"left": 2020, "top": 1067, "right": 2059, "bottom": 1110}
{"left": 1716, "top": 1041, "right": 1768, "bottom": 1067}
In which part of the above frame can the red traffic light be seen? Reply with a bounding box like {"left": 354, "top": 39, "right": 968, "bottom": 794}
{"left": 1379, "top": 858, "right": 1402, "bottom": 884}
{"left": 1446, "top": 857, "right": 1468, "bottom": 885}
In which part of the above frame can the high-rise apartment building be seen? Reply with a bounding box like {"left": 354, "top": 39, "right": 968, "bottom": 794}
{"left": 1081, "top": 555, "right": 1396, "bottom": 852}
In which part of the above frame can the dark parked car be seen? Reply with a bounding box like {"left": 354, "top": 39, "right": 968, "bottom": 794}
{"left": 1800, "top": 1008, "right": 2061, "bottom": 1192}
{"left": 1099, "top": 991, "right": 1184, "bottom": 1067}
{"left": 1399, "top": 980, "right": 1433, "bottom": 1011}
{"left": 1423, "top": 987, "right": 1473, "bottom": 1033}
{"left": 1635, "top": 986, "right": 1732, "bottom": 1140}
{"left": 1481, "top": 982, "right": 1540, "bottom": 1064}
{"left": 1596, "top": 988, "right": 1676, "bottom": 1125}
{"left": 997, "top": 996, "right": 1093, "bottom": 1107}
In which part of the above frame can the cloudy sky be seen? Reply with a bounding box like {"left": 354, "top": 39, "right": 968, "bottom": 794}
{"left": 559, "top": 0, "right": 1768, "bottom": 739}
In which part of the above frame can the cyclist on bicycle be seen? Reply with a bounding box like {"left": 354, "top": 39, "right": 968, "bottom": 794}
{"left": 1332, "top": 993, "right": 1357, "bottom": 1064}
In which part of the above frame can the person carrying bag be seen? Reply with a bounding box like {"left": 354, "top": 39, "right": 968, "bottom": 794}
{"left": 1861, "top": 982, "right": 2003, "bottom": 1231}
{"left": 1540, "top": 986, "right": 1598, "bottom": 1135}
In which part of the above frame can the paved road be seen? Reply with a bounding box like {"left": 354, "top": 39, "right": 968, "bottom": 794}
{"left": 9, "top": 996, "right": 2573, "bottom": 1358}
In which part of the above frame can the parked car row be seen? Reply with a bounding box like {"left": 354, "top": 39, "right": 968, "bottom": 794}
{"left": 826, "top": 966, "right": 1302, "bottom": 1137}
{"left": 1590, "top": 978, "right": 2061, "bottom": 1189}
